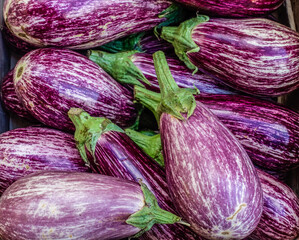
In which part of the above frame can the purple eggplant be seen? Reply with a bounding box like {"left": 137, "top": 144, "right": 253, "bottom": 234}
{"left": 196, "top": 94, "right": 299, "bottom": 172}
{"left": 0, "top": 126, "right": 90, "bottom": 195}
{"left": 173, "top": 0, "right": 284, "bottom": 17}
{"left": 249, "top": 169, "right": 299, "bottom": 240}
{"left": 13, "top": 48, "right": 137, "bottom": 131}
{"left": 0, "top": 171, "right": 183, "bottom": 240}
{"left": 4, "top": 0, "right": 184, "bottom": 49}
{"left": 1, "top": 69, "right": 36, "bottom": 121}
{"left": 68, "top": 108, "right": 199, "bottom": 240}
{"left": 89, "top": 50, "right": 237, "bottom": 95}
{"left": 161, "top": 16, "right": 299, "bottom": 96}
{"left": 135, "top": 51, "right": 263, "bottom": 239}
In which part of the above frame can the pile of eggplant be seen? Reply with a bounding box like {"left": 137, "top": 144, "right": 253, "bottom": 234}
{"left": 0, "top": 0, "right": 299, "bottom": 239}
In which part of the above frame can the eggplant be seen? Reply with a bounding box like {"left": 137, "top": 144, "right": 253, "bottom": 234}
{"left": 13, "top": 48, "right": 137, "bottom": 131}
{"left": 173, "top": 0, "right": 284, "bottom": 17}
{"left": 161, "top": 16, "right": 299, "bottom": 96}
{"left": 0, "top": 171, "right": 183, "bottom": 240}
{"left": 68, "top": 108, "right": 199, "bottom": 240}
{"left": 135, "top": 51, "right": 263, "bottom": 239}
{"left": 249, "top": 169, "right": 299, "bottom": 240}
{"left": 1, "top": 69, "right": 36, "bottom": 121}
{"left": 4, "top": 0, "right": 184, "bottom": 49}
{"left": 197, "top": 94, "right": 299, "bottom": 172}
{"left": 0, "top": 126, "right": 90, "bottom": 195}
{"left": 89, "top": 50, "right": 237, "bottom": 94}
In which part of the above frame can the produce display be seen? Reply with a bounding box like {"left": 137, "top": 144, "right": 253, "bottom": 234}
{"left": 0, "top": 0, "right": 299, "bottom": 239}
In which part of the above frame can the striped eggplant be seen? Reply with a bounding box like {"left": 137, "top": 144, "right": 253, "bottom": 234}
{"left": 161, "top": 16, "right": 299, "bottom": 96}
{"left": 2, "top": 23, "right": 35, "bottom": 54}
{"left": 136, "top": 51, "right": 263, "bottom": 239}
{"left": 3, "top": 0, "right": 185, "bottom": 49}
{"left": 68, "top": 108, "right": 199, "bottom": 240}
{"left": 173, "top": 0, "right": 284, "bottom": 17}
{"left": 13, "top": 48, "right": 137, "bottom": 132}
{"left": 0, "top": 171, "right": 183, "bottom": 240}
{"left": 249, "top": 169, "right": 299, "bottom": 240}
{"left": 1, "top": 69, "right": 36, "bottom": 121}
{"left": 122, "top": 130, "right": 299, "bottom": 240}
{"left": 0, "top": 126, "right": 89, "bottom": 195}
{"left": 89, "top": 50, "right": 237, "bottom": 94}
{"left": 196, "top": 94, "right": 299, "bottom": 172}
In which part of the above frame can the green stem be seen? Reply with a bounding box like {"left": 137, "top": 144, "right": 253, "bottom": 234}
{"left": 127, "top": 180, "right": 187, "bottom": 239}
{"left": 125, "top": 129, "right": 164, "bottom": 167}
{"left": 160, "top": 15, "right": 210, "bottom": 73}
{"left": 153, "top": 51, "right": 199, "bottom": 120}
{"left": 67, "top": 108, "right": 124, "bottom": 164}
{"left": 88, "top": 50, "right": 150, "bottom": 87}
{"left": 134, "top": 85, "right": 161, "bottom": 123}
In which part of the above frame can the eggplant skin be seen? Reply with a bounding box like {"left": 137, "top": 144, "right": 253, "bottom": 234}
{"left": 197, "top": 94, "right": 299, "bottom": 172}
{"left": 189, "top": 18, "right": 299, "bottom": 96}
{"left": 1, "top": 70, "right": 35, "bottom": 121}
{"left": 161, "top": 103, "right": 263, "bottom": 239}
{"left": 3, "top": 0, "right": 171, "bottom": 49}
{"left": 175, "top": 0, "right": 284, "bottom": 17}
{"left": 89, "top": 131, "right": 200, "bottom": 240}
{"left": 13, "top": 48, "right": 137, "bottom": 131}
{"left": 249, "top": 169, "right": 299, "bottom": 240}
{"left": 0, "top": 171, "right": 143, "bottom": 240}
{"left": 0, "top": 127, "right": 89, "bottom": 195}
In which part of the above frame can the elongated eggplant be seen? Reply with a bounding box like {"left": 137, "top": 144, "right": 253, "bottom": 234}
{"left": 89, "top": 50, "right": 237, "bottom": 94}
{"left": 136, "top": 51, "right": 263, "bottom": 239}
{"left": 197, "top": 94, "right": 299, "bottom": 172}
{"left": 68, "top": 108, "right": 199, "bottom": 240}
{"left": 0, "top": 126, "right": 89, "bottom": 194}
{"left": 0, "top": 171, "right": 183, "bottom": 240}
{"left": 4, "top": 0, "right": 184, "bottom": 49}
{"left": 1, "top": 69, "right": 36, "bottom": 121}
{"left": 174, "top": 0, "right": 284, "bottom": 17}
{"left": 249, "top": 169, "right": 299, "bottom": 240}
{"left": 13, "top": 48, "right": 137, "bottom": 131}
{"left": 161, "top": 16, "right": 299, "bottom": 96}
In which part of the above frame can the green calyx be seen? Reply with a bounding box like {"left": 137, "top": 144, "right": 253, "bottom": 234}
{"left": 88, "top": 50, "right": 150, "bottom": 87}
{"left": 127, "top": 180, "right": 188, "bottom": 239}
{"left": 153, "top": 51, "right": 199, "bottom": 120}
{"left": 160, "top": 15, "right": 210, "bottom": 74}
{"left": 98, "top": 32, "right": 145, "bottom": 53}
{"left": 67, "top": 108, "right": 124, "bottom": 165}
{"left": 125, "top": 129, "right": 164, "bottom": 167}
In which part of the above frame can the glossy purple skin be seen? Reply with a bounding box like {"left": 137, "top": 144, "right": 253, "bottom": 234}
{"left": 4, "top": 0, "right": 171, "bottom": 49}
{"left": 160, "top": 103, "right": 263, "bottom": 239}
{"left": 174, "top": 0, "right": 284, "bottom": 17}
{"left": 132, "top": 53, "right": 237, "bottom": 95}
{"left": 85, "top": 131, "right": 200, "bottom": 240}
{"left": 0, "top": 171, "right": 144, "bottom": 240}
{"left": 249, "top": 169, "right": 299, "bottom": 240}
{"left": 2, "top": 23, "right": 35, "bottom": 54}
{"left": 188, "top": 18, "right": 299, "bottom": 96}
{"left": 1, "top": 70, "right": 36, "bottom": 121}
{"left": 14, "top": 48, "right": 137, "bottom": 132}
{"left": 0, "top": 127, "right": 89, "bottom": 195}
{"left": 197, "top": 94, "right": 299, "bottom": 172}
